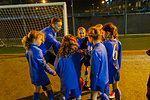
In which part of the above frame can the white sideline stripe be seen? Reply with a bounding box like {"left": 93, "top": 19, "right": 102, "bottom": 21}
{"left": 122, "top": 50, "right": 146, "bottom": 53}
{"left": 0, "top": 50, "right": 147, "bottom": 56}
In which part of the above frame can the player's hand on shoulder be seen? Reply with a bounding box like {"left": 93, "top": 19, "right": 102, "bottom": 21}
{"left": 78, "top": 49, "right": 83, "bottom": 53}
{"left": 53, "top": 72, "right": 57, "bottom": 76}
{"left": 146, "top": 49, "right": 150, "bottom": 56}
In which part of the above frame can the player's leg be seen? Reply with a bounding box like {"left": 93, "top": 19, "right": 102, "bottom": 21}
{"left": 44, "top": 51, "right": 56, "bottom": 65}
{"left": 60, "top": 89, "right": 70, "bottom": 100}
{"left": 70, "top": 89, "right": 82, "bottom": 100}
{"left": 84, "top": 66, "right": 89, "bottom": 86}
{"left": 113, "top": 81, "right": 121, "bottom": 100}
{"left": 105, "top": 84, "right": 110, "bottom": 96}
{"left": 33, "top": 85, "right": 40, "bottom": 100}
{"left": 91, "top": 91, "right": 98, "bottom": 100}
{"left": 146, "top": 75, "right": 150, "bottom": 99}
{"left": 42, "top": 83, "right": 54, "bottom": 100}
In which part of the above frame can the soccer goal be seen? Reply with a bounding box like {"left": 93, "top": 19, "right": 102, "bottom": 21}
{"left": 0, "top": 2, "right": 68, "bottom": 47}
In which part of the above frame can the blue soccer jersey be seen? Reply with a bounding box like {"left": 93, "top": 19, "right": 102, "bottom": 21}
{"left": 103, "top": 39, "right": 122, "bottom": 84}
{"left": 39, "top": 26, "right": 61, "bottom": 55}
{"left": 90, "top": 43, "right": 109, "bottom": 93}
{"left": 77, "top": 37, "right": 94, "bottom": 66}
{"left": 26, "top": 44, "right": 55, "bottom": 86}
{"left": 77, "top": 37, "right": 93, "bottom": 50}
{"left": 72, "top": 52, "right": 82, "bottom": 95}
{"left": 54, "top": 55, "right": 80, "bottom": 99}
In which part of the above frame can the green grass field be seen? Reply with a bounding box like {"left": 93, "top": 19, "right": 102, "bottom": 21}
{"left": 0, "top": 35, "right": 150, "bottom": 100}
{"left": 0, "top": 35, "right": 150, "bottom": 54}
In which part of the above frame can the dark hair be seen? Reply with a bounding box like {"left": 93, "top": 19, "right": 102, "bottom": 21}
{"left": 103, "top": 23, "right": 114, "bottom": 35}
{"left": 48, "top": 17, "right": 62, "bottom": 26}
{"left": 103, "top": 22, "right": 119, "bottom": 39}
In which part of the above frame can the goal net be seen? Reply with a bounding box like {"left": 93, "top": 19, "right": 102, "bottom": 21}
{"left": 0, "top": 2, "right": 68, "bottom": 47}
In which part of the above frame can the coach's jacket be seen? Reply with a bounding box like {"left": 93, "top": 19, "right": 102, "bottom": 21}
{"left": 39, "top": 26, "right": 61, "bottom": 55}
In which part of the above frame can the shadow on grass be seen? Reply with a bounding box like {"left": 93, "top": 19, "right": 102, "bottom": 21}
{"left": 17, "top": 91, "right": 92, "bottom": 100}
{"left": 17, "top": 92, "right": 62, "bottom": 100}
{"left": 82, "top": 90, "right": 91, "bottom": 96}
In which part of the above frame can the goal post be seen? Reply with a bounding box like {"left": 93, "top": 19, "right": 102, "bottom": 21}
{"left": 0, "top": 2, "right": 68, "bottom": 47}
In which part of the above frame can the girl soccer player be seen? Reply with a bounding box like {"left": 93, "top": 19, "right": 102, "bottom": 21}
{"left": 22, "top": 30, "right": 56, "bottom": 100}
{"left": 103, "top": 23, "right": 122, "bottom": 100}
{"left": 54, "top": 34, "right": 81, "bottom": 100}
{"left": 87, "top": 27, "right": 109, "bottom": 100}
{"left": 39, "top": 17, "right": 62, "bottom": 65}
{"left": 77, "top": 27, "right": 93, "bottom": 89}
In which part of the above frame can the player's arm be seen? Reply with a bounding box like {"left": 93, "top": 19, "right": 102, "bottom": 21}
{"left": 52, "top": 45, "right": 59, "bottom": 55}
{"left": 91, "top": 51, "right": 101, "bottom": 77}
{"left": 34, "top": 48, "right": 56, "bottom": 75}
{"left": 47, "top": 33, "right": 61, "bottom": 49}
{"left": 54, "top": 56, "right": 61, "bottom": 77}
{"left": 77, "top": 39, "right": 81, "bottom": 49}
{"left": 118, "top": 41, "right": 122, "bottom": 70}
{"left": 90, "top": 51, "right": 101, "bottom": 90}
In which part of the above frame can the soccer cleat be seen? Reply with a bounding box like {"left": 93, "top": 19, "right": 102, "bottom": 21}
{"left": 109, "top": 91, "right": 115, "bottom": 99}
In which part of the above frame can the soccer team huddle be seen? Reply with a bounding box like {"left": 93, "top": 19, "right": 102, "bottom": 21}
{"left": 22, "top": 17, "right": 122, "bottom": 100}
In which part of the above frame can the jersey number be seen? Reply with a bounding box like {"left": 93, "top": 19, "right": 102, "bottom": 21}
{"left": 113, "top": 44, "right": 118, "bottom": 60}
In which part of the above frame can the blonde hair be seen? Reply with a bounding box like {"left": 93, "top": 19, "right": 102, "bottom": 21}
{"left": 87, "top": 26, "right": 104, "bottom": 43}
{"left": 22, "top": 30, "right": 45, "bottom": 49}
{"left": 95, "top": 24, "right": 103, "bottom": 29}
{"left": 58, "top": 34, "right": 78, "bottom": 58}
{"left": 77, "top": 27, "right": 86, "bottom": 38}
{"left": 103, "top": 22, "right": 119, "bottom": 39}
{"left": 95, "top": 24, "right": 106, "bottom": 41}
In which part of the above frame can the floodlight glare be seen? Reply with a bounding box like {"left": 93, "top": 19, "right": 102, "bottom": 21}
{"left": 43, "top": 0, "right": 46, "bottom": 3}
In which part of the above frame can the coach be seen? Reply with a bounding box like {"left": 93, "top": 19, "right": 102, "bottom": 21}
{"left": 39, "top": 17, "right": 62, "bottom": 65}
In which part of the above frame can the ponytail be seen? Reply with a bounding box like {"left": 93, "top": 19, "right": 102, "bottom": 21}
{"left": 22, "top": 36, "right": 29, "bottom": 49}
{"left": 87, "top": 26, "right": 103, "bottom": 42}
{"left": 22, "top": 30, "right": 45, "bottom": 49}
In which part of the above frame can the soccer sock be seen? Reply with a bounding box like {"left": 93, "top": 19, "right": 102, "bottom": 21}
{"left": 100, "top": 93, "right": 109, "bottom": 100}
{"left": 85, "top": 75, "right": 88, "bottom": 84}
{"left": 33, "top": 92, "right": 39, "bottom": 100}
{"left": 104, "top": 85, "right": 109, "bottom": 96}
{"left": 114, "top": 88, "right": 121, "bottom": 100}
{"left": 76, "top": 95, "right": 82, "bottom": 100}
{"left": 85, "top": 71, "right": 88, "bottom": 75}
{"left": 105, "top": 88, "right": 109, "bottom": 96}
{"left": 46, "top": 90, "right": 54, "bottom": 100}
